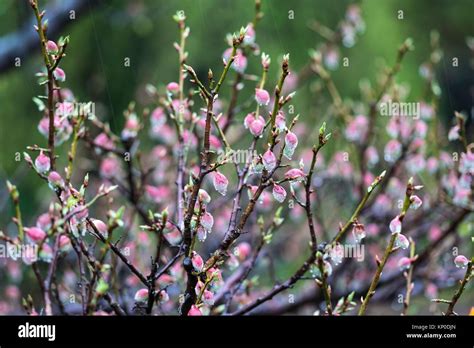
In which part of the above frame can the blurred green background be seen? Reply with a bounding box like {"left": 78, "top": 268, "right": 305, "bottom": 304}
{"left": 0, "top": 0, "right": 472, "bottom": 226}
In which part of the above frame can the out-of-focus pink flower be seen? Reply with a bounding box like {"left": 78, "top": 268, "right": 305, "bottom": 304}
{"left": 134, "top": 288, "right": 149, "bottom": 302}
{"left": 59, "top": 235, "right": 71, "bottom": 251}
{"left": 275, "top": 111, "right": 286, "bottom": 131}
{"left": 244, "top": 23, "right": 256, "bottom": 45}
{"left": 398, "top": 257, "right": 412, "bottom": 271}
{"left": 235, "top": 242, "right": 251, "bottom": 261}
{"left": 272, "top": 184, "right": 287, "bottom": 203}
{"left": 25, "top": 227, "right": 46, "bottom": 243}
{"left": 166, "top": 82, "right": 179, "bottom": 93}
{"left": 223, "top": 48, "right": 247, "bottom": 73}
{"left": 94, "top": 133, "right": 114, "bottom": 152}
{"left": 188, "top": 305, "right": 202, "bottom": 316}
{"left": 448, "top": 125, "right": 460, "bottom": 141}
{"left": 384, "top": 139, "right": 402, "bottom": 163}
{"left": 145, "top": 185, "right": 171, "bottom": 204}
{"left": 345, "top": 115, "right": 368, "bottom": 143}
{"left": 428, "top": 225, "right": 442, "bottom": 241}
{"left": 100, "top": 157, "right": 119, "bottom": 179}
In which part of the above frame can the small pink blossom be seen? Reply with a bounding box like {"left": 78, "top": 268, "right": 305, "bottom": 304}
{"left": 395, "top": 233, "right": 409, "bottom": 249}
{"left": 284, "top": 131, "right": 298, "bottom": 159}
{"left": 213, "top": 171, "right": 228, "bottom": 196}
{"left": 35, "top": 151, "right": 50, "bottom": 173}
{"left": 201, "top": 211, "right": 214, "bottom": 232}
{"left": 249, "top": 117, "right": 265, "bottom": 137}
{"left": 25, "top": 227, "right": 47, "bottom": 243}
{"left": 398, "top": 257, "right": 412, "bottom": 271}
{"left": 345, "top": 115, "right": 368, "bottom": 143}
{"left": 166, "top": 82, "right": 179, "bottom": 93}
{"left": 90, "top": 219, "right": 108, "bottom": 239}
{"left": 389, "top": 215, "right": 402, "bottom": 234}
{"left": 352, "top": 222, "right": 366, "bottom": 243}
{"left": 188, "top": 305, "right": 202, "bottom": 316}
{"left": 285, "top": 168, "right": 306, "bottom": 180}
{"left": 134, "top": 288, "right": 149, "bottom": 302}
{"left": 262, "top": 149, "right": 277, "bottom": 172}
{"left": 203, "top": 290, "right": 215, "bottom": 305}
{"left": 448, "top": 125, "right": 460, "bottom": 141}
{"left": 94, "top": 133, "right": 114, "bottom": 152}
{"left": 410, "top": 195, "right": 422, "bottom": 210}
{"left": 53, "top": 67, "right": 66, "bottom": 82}
{"left": 275, "top": 111, "right": 286, "bottom": 131}
{"left": 223, "top": 48, "right": 247, "bottom": 73}
{"left": 46, "top": 40, "right": 58, "bottom": 53}
{"left": 47, "top": 171, "right": 64, "bottom": 189}
{"left": 191, "top": 252, "right": 204, "bottom": 272}
{"left": 384, "top": 139, "right": 402, "bottom": 163}
{"left": 100, "top": 157, "right": 119, "bottom": 179}
{"left": 454, "top": 255, "right": 469, "bottom": 269}
{"left": 255, "top": 88, "right": 270, "bottom": 106}
{"left": 272, "top": 184, "right": 287, "bottom": 203}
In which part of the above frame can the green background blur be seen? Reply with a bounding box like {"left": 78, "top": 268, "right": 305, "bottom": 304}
{"left": 0, "top": 0, "right": 472, "bottom": 226}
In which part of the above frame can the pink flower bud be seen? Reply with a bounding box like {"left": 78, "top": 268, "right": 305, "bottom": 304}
{"left": 275, "top": 111, "right": 286, "bottom": 131}
{"left": 59, "top": 235, "right": 71, "bottom": 251}
{"left": 236, "top": 242, "right": 251, "bottom": 261}
{"left": 262, "top": 149, "right": 277, "bottom": 172}
{"left": 352, "top": 222, "right": 366, "bottom": 243}
{"left": 145, "top": 185, "right": 170, "bottom": 204}
{"left": 94, "top": 133, "right": 114, "bottom": 152}
{"left": 410, "top": 195, "right": 422, "bottom": 210}
{"left": 454, "top": 255, "right": 469, "bottom": 269}
{"left": 272, "top": 184, "right": 287, "bottom": 203}
{"left": 46, "top": 40, "right": 58, "bottom": 53}
{"left": 53, "top": 67, "right": 66, "bottom": 82}
{"left": 90, "top": 219, "right": 108, "bottom": 239}
{"left": 25, "top": 227, "right": 46, "bottom": 243}
{"left": 244, "top": 113, "right": 254, "bottom": 129}
{"left": 223, "top": 48, "right": 247, "bottom": 73}
{"left": 100, "top": 157, "right": 119, "bottom": 179}
{"left": 197, "top": 226, "right": 207, "bottom": 242}
{"left": 249, "top": 118, "right": 265, "bottom": 137}
{"left": 188, "top": 305, "right": 202, "bottom": 316}
{"left": 150, "top": 107, "right": 166, "bottom": 127}
{"left": 244, "top": 23, "right": 256, "bottom": 45}
{"left": 395, "top": 233, "right": 409, "bottom": 249}
{"left": 255, "top": 88, "right": 270, "bottom": 106}
{"left": 284, "top": 131, "right": 298, "bottom": 159}
{"left": 398, "top": 257, "right": 412, "bottom": 271}
{"left": 166, "top": 82, "right": 179, "bottom": 93}
{"left": 48, "top": 171, "right": 64, "bottom": 189}
{"left": 384, "top": 139, "right": 402, "bottom": 163}
{"left": 198, "top": 189, "right": 211, "bottom": 204}
{"left": 201, "top": 211, "right": 214, "bottom": 232}
{"left": 203, "top": 290, "right": 215, "bottom": 305}
{"left": 285, "top": 168, "right": 306, "bottom": 180}
{"left": 134, "top": 288, "right": 149, "bottom": 302}
{"left": 191, "top": 252, "right": 204, "bottom": 272}
{"left": 213, "top": 171, "right": 228, "bottom": 196}
{"left": 35, "top": 151, "right": 51, "bottom": 173}
{"left": 389, "top": 215, "right": 402, "bottom": 234}
{"left": 36, "top": 213, "right": 52, "bottom": 231}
